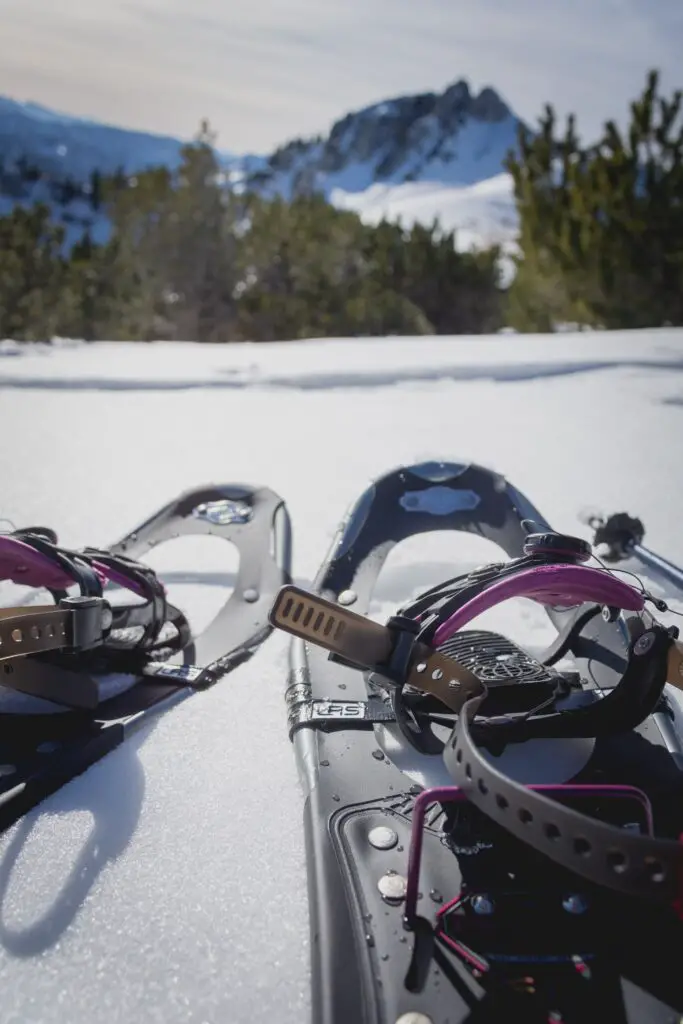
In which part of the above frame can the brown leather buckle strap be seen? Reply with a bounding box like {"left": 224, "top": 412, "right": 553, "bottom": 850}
{"left": 0, "top": 606, "right": 72, "bottom": 661}
{"left": 269, "top": 584, "right": 483, "bottom": 712}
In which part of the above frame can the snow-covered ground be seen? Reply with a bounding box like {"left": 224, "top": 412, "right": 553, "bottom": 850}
{"left": 1, "top": 328, "right": 683, "bottom": 1023}
{"left": 332, "top": 172, "right": 518, "bottom": 274}
{"left": 331, "top": 172, "right": 516, "bottom": 247}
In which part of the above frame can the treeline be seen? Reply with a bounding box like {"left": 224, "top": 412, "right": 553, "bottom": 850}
{"left": 505, "top": 70, "right": 683, "bottom": 331}
{"left": 1, "top": 70, "right": 682, "bottom": 341}
{"left": 0, "top": 125, "right": 502, "bottom": 342}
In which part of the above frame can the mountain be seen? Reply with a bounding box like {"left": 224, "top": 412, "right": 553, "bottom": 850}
{"left": 0, "top": 80, "right": 523, "bottom": 255}
{"left": 0, "top": 96, "right": 232, "bottom": 181}
{"left": 232, "top": 79, "right": 523, "bottom": 200}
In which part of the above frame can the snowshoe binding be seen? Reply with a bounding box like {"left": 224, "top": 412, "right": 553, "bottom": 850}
{"left": 270, "top": 460, "right": 683, "bottom": 1024}
{"left": 0, "top": 482, "right": 292, "bottom": 831}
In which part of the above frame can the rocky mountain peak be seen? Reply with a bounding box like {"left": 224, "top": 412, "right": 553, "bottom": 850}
{"left": 237, "top": 77, "right": 522, "bottom": 199}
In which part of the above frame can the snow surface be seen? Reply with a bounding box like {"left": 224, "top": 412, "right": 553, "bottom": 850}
{"left": 1, "top": 328, "right": 683, "bottom": 1023}
{"left": 332, "top": 172, "right": 518, "bottom": 275}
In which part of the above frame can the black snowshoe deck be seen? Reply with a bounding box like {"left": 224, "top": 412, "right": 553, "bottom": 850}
{"left": 277, "top": 461, "right": 683, "bottom": 1024}
{"left": 0, "top": 482, "right": 292, "bottom": 832}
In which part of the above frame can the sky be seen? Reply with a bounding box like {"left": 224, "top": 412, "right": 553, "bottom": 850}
{"left": 1, "top": 0, "right": 682, "bottom": 155}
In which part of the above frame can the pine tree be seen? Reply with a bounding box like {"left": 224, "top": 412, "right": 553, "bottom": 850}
{"left": 505, "top": 70, "right": 683, "bottom": 330}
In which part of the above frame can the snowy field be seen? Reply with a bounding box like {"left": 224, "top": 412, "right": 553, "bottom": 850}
{"left": 1, "top": 328, "right": 683, "bottom": 1023}
{"left": 332, "top": 172, "right": 518, "bottom": 257}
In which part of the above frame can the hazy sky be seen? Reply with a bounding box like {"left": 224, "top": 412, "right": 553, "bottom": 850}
{"left": 1, "top": 0, "right": 681, "bottom": 154}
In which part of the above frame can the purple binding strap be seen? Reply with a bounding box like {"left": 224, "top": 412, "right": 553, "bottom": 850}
{"left": 0, "top": 535, "right": 146, "bottom": 597}
{"left": 433, "top": 564, "right": 645, "bottom": 648}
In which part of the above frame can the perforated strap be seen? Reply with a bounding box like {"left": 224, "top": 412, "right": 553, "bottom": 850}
{"left": 271, "top": 587, "right": 683, "bottom": 909}
{"left": 269, "top": 585, "right": 483, "bottom": 712}
{"left": 0, "top": 606, "right": 72, "bottom": 660}
{"left": 443, "top": 626, "right": 683, "bottom": 911}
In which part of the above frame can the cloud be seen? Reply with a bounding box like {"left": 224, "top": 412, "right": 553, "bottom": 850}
{"left": 1, "top": 0, "right": 681, "bottom": 153}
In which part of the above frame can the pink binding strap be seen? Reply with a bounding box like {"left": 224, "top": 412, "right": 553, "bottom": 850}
{"left": 433, "top": 563, "right": 645, "bottom": 648}
{"left": 0, "top": 535, "right": 146, "bottom": 597}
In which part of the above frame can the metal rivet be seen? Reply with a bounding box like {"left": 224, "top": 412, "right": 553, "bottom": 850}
{"left": 243, "top": 588, "right": 259, "bottom": 603}
{"left": 471, "top": 894, "right": 495, "bottom": 915}
{"left": 377, "top": 873, "right": 407, "bottom": 904}
{"left": 369, "top": 826, "right": 398, "bottom": 850}
{"left": 59, "top": 595, "right": 102, "bottom": 608}
{"left": 634, "top": 632, "right": 655, "bottom": 656}
{"left": 338, "top": 590, "right": 357, "bottom": 606}
{"left": 562, "top": 894, "right": 589, "bottom": 914}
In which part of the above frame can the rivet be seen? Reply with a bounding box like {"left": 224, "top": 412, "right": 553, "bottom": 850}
{"left": 562, "top": 893, "right": 589, "bottom": 914}
{"left": 634, "top": 632, "right": 655, "bottom": 656}
{"left": 378, "top": 873, "right": 407, "bottom": 904}
{"left": 471, "top": 894, "right": 495, "bottom": 915}
{"left": 369, "top": 826, "right": 398, "bottom": 850}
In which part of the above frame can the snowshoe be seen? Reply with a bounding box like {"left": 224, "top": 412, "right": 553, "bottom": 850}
{"left": 0, "top": 482, "right": 291, "bottom": 831}
{"left": 269, "top": 460, "right": 683, "bottom": 1024}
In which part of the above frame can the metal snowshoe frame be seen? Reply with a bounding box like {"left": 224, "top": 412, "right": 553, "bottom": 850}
{"left": 0, "top": 481, "right": 292, "bottom": 832}
{"left": 269, "top": 460, "right": 683, "bottom": 1024}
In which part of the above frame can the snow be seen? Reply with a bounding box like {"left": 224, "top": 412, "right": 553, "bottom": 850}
{"left": 331, "top": 172, "right": 518, "bottom": 264}
{"left": 1, "top": 327, "right": 683, "bottom": 1023}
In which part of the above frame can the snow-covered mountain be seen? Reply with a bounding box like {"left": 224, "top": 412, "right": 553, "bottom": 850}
{"left": 0, "top": 96, "right": 230, "bottom": 181}
{"left": 232, "top": 80, "right": 523, "bottom": 200}
{"left": 0, "top": 79, "right": 523, "bottom": 253}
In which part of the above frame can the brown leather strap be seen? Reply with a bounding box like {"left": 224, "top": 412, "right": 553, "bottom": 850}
{"left": 269, "top": 584, "right": 482, "bottom": 712}
{"left": 667, "top": 639, "right": 683, "bottom": 691}
{"left": 0, "top": 606, "right": 72, "bottom": 661}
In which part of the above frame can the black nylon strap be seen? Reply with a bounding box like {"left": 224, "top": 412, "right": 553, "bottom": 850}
{"left": 288, "top": 698, "right": 396, "bottom": 737}
{"left": 13, "top": 532, "right": 103, "bottom": 597}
